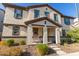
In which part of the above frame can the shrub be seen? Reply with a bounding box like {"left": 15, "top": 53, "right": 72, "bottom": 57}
{"left": 60, "top": 39, "right": 65, "bottom": 45}
{"left": 60, "top": 38, "right": 73, "bottom": 45}
{"left": 6, "top": 39, "right": 14, "bottom": 46}
{"left": 0, "top": 41, "right": 7, "bottom": 46}
{"left": 67, "top": 28, "right": 79, "bottom": 42}
{"left": 19, "top": 40, "right": 26, "bottom": 45}
{"left": 36, "top": 44, "right": 48, "bottom": 56}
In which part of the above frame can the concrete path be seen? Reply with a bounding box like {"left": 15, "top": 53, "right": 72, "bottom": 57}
{"left": 49, "top": 45, "right": 67, "bottom": 56}
{"left": 49, "top": 44, "right": 79, "bottom": 56}
{"left": 63, "top": 52, "right": 79, "bottom": 56}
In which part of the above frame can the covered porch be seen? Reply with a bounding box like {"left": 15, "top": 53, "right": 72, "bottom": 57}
{"left": 32, "top": 26, "right": 56, "bottom": 44}
{"left": 25, "top": 17, "right": 62, "bottom": 45}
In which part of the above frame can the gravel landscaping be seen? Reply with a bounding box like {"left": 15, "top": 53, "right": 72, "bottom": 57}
{"left": 0, "top": 45, "right": 57, "bottom": 56}
{"left": 58, "top": 43, "right": 79, "bottom": 53}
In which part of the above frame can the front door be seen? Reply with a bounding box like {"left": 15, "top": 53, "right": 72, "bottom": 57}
{"left": 33, "top": 28, "right": 39, "bottom": 43}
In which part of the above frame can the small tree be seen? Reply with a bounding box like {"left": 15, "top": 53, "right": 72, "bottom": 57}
{"left": 67, "top": 28, "right": 79, "bottom": 42}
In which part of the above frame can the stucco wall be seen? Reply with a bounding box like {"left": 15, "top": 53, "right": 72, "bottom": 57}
{"left": 3, "top": 6, "right": 62, "bottom": 24}
{"left": 2, "top": 6, "right": 74, "bottom": 37}
{"left": 2, "top": 26, "right": 27, "bottom": 36}
{"left": 27, "top": 6, "right": 62, "bottom": 24}
{"left": 2, "top": 26, "right": 12, "bottom": 36}
{"left": 3, "top": 7, "right": 28, "bottom": 25}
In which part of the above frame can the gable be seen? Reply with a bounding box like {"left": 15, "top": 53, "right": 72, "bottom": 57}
{"left": 32, "top": 20, "right": 56, "bottom": 26}
{"left": 25, "top": 17, "right": 62, "bottom": 27}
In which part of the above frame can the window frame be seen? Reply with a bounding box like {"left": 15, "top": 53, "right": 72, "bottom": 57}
{"left": 64, "top": 18, "right": 70, "bottom": 25}
{"left": 54, "top": 14, "right": 58, "bottom": 21}
{"left": 12, "top": 25, "right": 20, "bottom": 36}
{"left": 34, "top": 9, "right": 40, "bottom": 18}
{"left": 44, "top": 11, "right": 49, "bottom": 17}
{"left": 14, "top": 9, "right": 23, "bottom": 19}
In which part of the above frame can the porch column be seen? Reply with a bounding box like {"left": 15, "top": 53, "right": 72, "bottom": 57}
{"left": 27, "top": 24, "right": 33, "bottom": 44}
{"left": 43, "top": 25, "right": 48, "bottom": 44}
{"left": 55, "top": 27, "right": 60, "bottom": 44}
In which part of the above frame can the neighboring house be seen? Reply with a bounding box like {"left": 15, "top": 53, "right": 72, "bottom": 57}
{"left": 70, "top": 18, "right": 79, "bottom": 28}
{"left": 0, "top": 9, "right": 4, "bottom": 41}
{"left": 2, "top": 3, "right": 75, "bottom": 44}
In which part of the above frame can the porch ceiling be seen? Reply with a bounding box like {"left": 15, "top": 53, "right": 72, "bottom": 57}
{"left": 25, "top": 17, "right": 62, "bottom": 27}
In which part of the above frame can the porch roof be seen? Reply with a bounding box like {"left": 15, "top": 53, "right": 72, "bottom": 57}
{"left": 25, "top": 17, "right": 62, "bottom": 27}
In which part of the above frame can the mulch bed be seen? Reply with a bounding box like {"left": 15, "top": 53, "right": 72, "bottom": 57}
{"left": 58, "top": 43, "right": 79, "bottom": 53}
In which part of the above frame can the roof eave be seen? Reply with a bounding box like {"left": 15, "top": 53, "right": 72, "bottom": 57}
{"left": 25, "top": 17, "right": 62, "bottom": 27}
{"left": 2, "top": 3, "right": 26, "bottom": 10}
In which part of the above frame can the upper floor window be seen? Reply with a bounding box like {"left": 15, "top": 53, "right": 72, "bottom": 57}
{"left": 14, "top": 9, "right": 23, "bottom": 19}
{"left": 34, "top": 9, "right": 40, "bottom": 18}
{"left": 64, "top": 18, "right": 70, "bottom": 25}
{"left": 12, "top": 26, "right": 20, "bottom": 36}
{"left": 54, "top": 14, "right": 58, "bottom": 21}
{"left": 45, "top": 11, "right": 49, "bottom": 17}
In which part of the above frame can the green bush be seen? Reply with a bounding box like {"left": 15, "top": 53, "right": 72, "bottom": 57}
{"left": 60, "top": 39, "right": 65, "bottom": 45}
{"left": 60, "top": 38, "right": 73, "bottom": 45}
{"left": 67, "top": 28, "right": 79, "bottom": 42}
{"left": 19, "top": 40, "right": 26, "bottom": 45}
{"left": 6, "top": 39, "right": 14, "bottom": 46}
{"left": 36, "top": 44, "right": 48, "bottom": 56}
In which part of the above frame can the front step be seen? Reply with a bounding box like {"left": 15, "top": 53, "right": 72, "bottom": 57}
{"left": 49, "top": 45, "right": 67, "bottom": 55}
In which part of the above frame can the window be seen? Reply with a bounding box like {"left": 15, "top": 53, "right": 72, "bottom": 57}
{"left": 45, "top": 11, "right": 49, "bottom": 17}
{"left": 54, "top": 14, "right": 58, "bottom": 21}
{"left": 14, "top": 9, "right": 23, "bottom": 19}
{"left": 62, "top": 29, "right": 66, "bottom": 36}
{"left": 64, "top": 18, "right": 70, "bottom": 25}
{"left": 34, "top": 9, "right": 40, "bottom": 18}
{"left": 12, "top": 26, "right": 20, "bottom": 36}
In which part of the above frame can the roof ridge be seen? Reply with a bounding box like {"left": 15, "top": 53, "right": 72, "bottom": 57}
{"left": 2, "top": 3, "right": 75, "bottom": 19}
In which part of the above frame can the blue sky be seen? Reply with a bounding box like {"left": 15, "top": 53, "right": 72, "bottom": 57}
{"left": 0, "top": 3, "right": 78, "bottom": 17}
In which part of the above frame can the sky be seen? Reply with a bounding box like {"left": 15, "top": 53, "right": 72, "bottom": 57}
{"left": 0, "top": 3, "right": 79, "bottom": 17}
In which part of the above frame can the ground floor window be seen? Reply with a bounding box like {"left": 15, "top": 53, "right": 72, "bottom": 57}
{"left": 12, "top": 26, "right": 20, "bottom": 36}
{"left": 62, "top": 29, "right": 66, "bottom": 36}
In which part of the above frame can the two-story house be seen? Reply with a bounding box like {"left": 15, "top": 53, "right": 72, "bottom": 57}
{"left": 2, "top": 3, "right": 75, "bottom": 44}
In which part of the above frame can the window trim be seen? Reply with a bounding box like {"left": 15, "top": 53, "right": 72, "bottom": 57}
{"left": 54, "top": 14, "right": 58, "bottom": 21}
{"left": 14, "top": 8, "right": 23, "bottom": 19}
{"left": 44, "top": 11, "right": 49, "bottom": 17}
{"left": 12, "top": 26, "right": 20, "bottom": 36}
{"left": 64, "top": 18, "right": 70, "bottom": 25}
{"left": 34, "top": 9, "right": 40, "bottom": 18}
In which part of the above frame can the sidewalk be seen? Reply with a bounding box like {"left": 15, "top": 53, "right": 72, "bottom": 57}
{"left": 63, "top": 52, "right": 79, "bottom": 56}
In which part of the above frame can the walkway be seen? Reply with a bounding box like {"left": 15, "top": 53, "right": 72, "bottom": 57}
{"left": 63, "top": 52, "right": 79, "bottom": 56}
{"left": 49, "top": 44, "right": 67, "bottom": 56}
